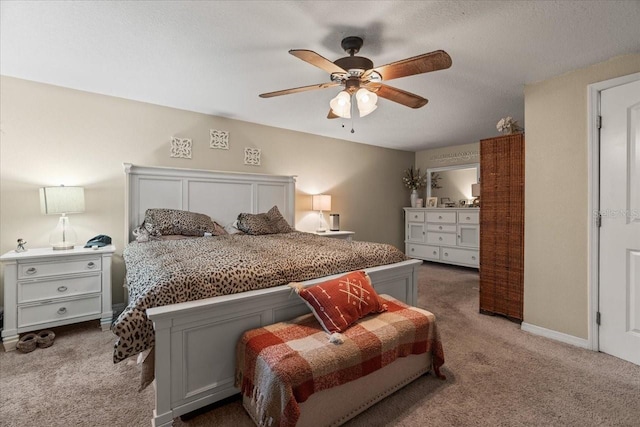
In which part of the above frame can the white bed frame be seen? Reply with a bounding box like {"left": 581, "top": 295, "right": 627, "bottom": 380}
{"left": 123, "top": 164, "right": 422, "bottom": 427}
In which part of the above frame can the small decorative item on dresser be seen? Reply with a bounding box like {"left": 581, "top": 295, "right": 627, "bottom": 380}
{"left": 427, "top": 197, "right": 438, "bottom": 207}
{"left": 403, "top": 167, "right": 427, "bottom": 207}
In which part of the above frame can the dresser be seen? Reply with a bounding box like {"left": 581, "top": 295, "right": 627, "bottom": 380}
{"left": 479, "top": 133, "right": 524, "bottom": 322}
{"left": 404, "top": 208, "right": 480, "bottom": 268}
{"left": 1, "top": 245, "right": 115, "bottom": 351}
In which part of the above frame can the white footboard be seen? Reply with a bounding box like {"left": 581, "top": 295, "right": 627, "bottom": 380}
{"left": 147, "top": 259, "right": 422, "bottom": 427}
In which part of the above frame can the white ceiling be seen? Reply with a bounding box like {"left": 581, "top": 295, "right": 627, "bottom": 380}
{"left": 1, "top": 1, "right": 639, "bottom": 152}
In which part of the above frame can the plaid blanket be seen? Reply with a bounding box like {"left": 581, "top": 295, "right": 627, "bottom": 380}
{"left": 236, "top": 295, "right": 445, "bottom": 427}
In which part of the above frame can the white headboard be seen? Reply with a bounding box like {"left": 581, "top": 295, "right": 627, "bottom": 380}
{"left": 124, "top": 163, "right": 296, "bottom": 242}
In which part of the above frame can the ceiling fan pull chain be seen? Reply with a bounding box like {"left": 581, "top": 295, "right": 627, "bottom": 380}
{"left": 350, "top": 93, "right": 355, "bottom": 133}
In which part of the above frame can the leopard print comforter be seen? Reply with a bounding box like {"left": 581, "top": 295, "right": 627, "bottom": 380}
{"left": 112, "top": 231, "right": 407, "bottom": 363}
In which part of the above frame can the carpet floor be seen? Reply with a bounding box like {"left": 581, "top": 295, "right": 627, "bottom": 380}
{"left": 1, "top": 262, "right": 638, "bottom": 426}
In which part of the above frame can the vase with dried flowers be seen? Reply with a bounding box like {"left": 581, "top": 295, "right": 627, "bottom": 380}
{"left": 496, "top": 116, "right": 523, "bottom": 135}
{"left": 403, "top": 167, "right": 427, "bottom": 207}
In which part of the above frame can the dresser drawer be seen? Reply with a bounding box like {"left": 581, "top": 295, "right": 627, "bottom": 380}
{"left": 427, "top": 232, "right": 457, "bottom": 246}
{"left": 426, "top": 211, "right": 456, "bottom": 223}
{"left": 406, "top": 244, "right": 440, "bottom": 260}
{"left": 427, "top": 223, "right": 457, "bottom": 233}
{"left": 440, "top": 247, "right": 479, "bottom": 267}
{"left": 458, "top": 211, "right": 479, "bottom": 224}
{"left": 406, "top": 211, "right": 425, "bottom": 222}
{"left": 18, "top": 273, "right": 102, "bottom": 304}
{"left": 18, "top": 295, "right": 101, "bottom": 329}
{"left": 18, "top": 257, "right": 101, "bottom": 279}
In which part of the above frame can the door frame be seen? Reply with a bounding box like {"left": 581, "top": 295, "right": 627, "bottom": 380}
{"left": 587, "top": 72, "right": 640, "bottom": 351}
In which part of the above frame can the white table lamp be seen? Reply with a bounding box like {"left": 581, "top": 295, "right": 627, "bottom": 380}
{"left": 312, "top": 194, "right": 331, "bottom": 232}
{"left": 40, "top": 185, "right": 85, "bottom": 250}
{"left": 471, "top": 183, "right": 481, "bottom": 207}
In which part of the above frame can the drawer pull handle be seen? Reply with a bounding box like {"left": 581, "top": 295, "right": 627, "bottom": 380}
{"left": 472, "top": 256, "right": 476, "bottom": 260}
{"left": 411, "top": 248, "right": 415, "bottom": 252}
{"left": 26, "top": 267, "right": 37, "bottom": 275}
{"left": 439, "top": 226, "right": 443, "bottom": 230}
{"left": 414, "top": 215, "right": 418, "bottom": 219}
{"left": 438, "top": 216, "right": 443, "bottom": 219}
{"left": 57, "top": 307, "right": 67, "bottom": 315}
{"left": 444, "top": 252, "right": 449, "bottom": 257}
{"left": 87, "top": 262, "right": 96, "bottom": 269}
{"left": 57, "top": 286, "right": 68, "bottom": 293}
{"left": 433, "top": 251, "right": 437, "bottom": 255}
{"left": 466, "top": 216, "right": 471, "bottom": 220}
{"left": 439, "top": 237, "right": 443, "bottom": 241}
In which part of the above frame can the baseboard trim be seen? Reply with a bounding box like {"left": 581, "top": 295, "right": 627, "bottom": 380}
{"left": 521, "top": 322, "right": 591, "bottom": 349}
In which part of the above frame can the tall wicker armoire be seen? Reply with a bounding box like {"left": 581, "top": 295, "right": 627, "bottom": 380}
{"left": 479, "top": 132, "right": 524, "bottom": 322}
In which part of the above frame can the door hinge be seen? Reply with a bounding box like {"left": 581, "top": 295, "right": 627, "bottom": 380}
{"left": 596, "top": 212, "right": 602, "bottom": 228}
{"left": 596, "top": 311, "right": 601, "bottom": 325}
{"left": 596, "top": 115, "right": 602, "bottom": 129}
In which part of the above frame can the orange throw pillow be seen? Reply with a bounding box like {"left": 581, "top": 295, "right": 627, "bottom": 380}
{"left": 291, "top": 271, "right": 387, "bottom": 333}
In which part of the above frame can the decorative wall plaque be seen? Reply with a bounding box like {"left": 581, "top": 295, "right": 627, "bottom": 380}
{"left": 170, "top": 137, "right": 192, "bottom": 159}
{"left": 244, "top": 148, "right": 261, "bottom": 166}
{"left": 429, "top": 150, "right": 479, "bottom": 164}
{"left": 209, "top": 129, "right": 229, "bottom": 149}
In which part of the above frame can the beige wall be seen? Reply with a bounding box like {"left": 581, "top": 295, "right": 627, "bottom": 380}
{"left": 0, "top": 76, "right": 414, "bottom": 306}
{"left": 524, "top": 54, "right": 640, "bottom": 339}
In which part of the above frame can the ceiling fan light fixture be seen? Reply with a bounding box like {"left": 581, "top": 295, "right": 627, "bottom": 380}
{"left": 329, "top": 90, "right": 351, "bottom": 118}
{"left": 358, "top": 103, "right": 377, "bottom": 118}
{"left": 356, "top": 88, "right": 378, "bottom": 117}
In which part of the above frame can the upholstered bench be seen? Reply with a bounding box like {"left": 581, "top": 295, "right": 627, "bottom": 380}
{"left": 236, "top": 291, "right": 445, "bottom": 427}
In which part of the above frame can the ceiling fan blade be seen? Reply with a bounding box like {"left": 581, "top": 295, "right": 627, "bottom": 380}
{"left": 289, "top": 49, "right": 347, "bottom": 75}
{"left": 259, "top": 82, "right": 340, "bottom": 98}
{"left": 367, "top": 50, "right": 452, "bottom": 81}
{"left": 366, "top": 83, "right": 428, "bottom": 109}
{"left": 327, "top": 109, "right": 339, "bottom": 119}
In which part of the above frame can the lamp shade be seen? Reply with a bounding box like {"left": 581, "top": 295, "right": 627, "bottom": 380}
{"left": 329, "top": 91, "right": 351, "bottom": 119}
{"left": 471, "top": 183, "right": 481, "bottom": 197}
{"left": 312, "top": 194, "right": 332, "bottom": 211}
{"left": 40, "top": 186, "right": 85, "bottom": 215}
{"left": 355, "top": 88, "right": 378, "bottom": 117}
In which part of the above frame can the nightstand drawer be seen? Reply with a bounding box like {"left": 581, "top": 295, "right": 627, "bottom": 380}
{"left": 426, "top": 211, "right": 456, "bottom": 223}
{"left": 18, "top": 273, "right": 102, "bottom": 304}
{"left": 18, "top": 295, "right": 102, "bottom": 329}
{"left": 427, "top": 232, "right": 457, "bottom": 246}
{"left": 18, "top": 257, "right": 101, "bottom": 279}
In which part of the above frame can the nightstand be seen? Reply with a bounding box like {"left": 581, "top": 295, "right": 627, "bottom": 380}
{"left": 313, "top": 231, "right": 355, "bottom": 241}
{"left": 1, "top": 245, "right": 115, "bottom": 351}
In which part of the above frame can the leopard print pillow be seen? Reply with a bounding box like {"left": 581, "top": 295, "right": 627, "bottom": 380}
{"left": 236, "top": 205, "right": 294, "bottom": 235}
{"left": 143, "top": 208, "right": 227, "bottom": 237}
{"left": 265, "top": 205, "right": 294, "bottom": 233}
{"left": 236, "top": 212, "right": 276, "bottom": 235}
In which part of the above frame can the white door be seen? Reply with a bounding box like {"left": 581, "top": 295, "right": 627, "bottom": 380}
{"left": 599, "top": 78, "right": 640, "bottom": 365}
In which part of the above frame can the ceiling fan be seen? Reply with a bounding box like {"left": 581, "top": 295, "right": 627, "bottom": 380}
{"left": 259, "top": 36, "right": 452, "bottom": 120}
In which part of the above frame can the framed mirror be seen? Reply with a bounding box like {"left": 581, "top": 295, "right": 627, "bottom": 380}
{"left": 427, "top": 163, "right": 480, "bottom": 206}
